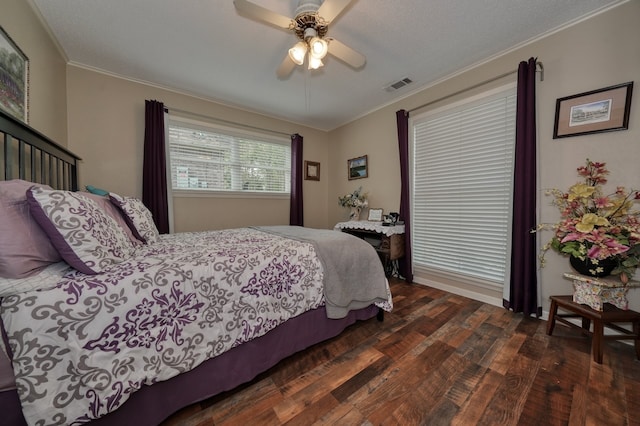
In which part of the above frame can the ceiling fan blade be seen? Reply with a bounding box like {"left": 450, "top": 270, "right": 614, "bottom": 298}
{"left": 233, "top": 0, "right": 293, "bottom": 29}
{"left": 317, "top": 0, "right": 354, "bottom": 23}
{"left": 276, "top": 54, "right": 297, "bottom": 79}
{"left": 327, "top": 38, "right": 366, "bottom": 69}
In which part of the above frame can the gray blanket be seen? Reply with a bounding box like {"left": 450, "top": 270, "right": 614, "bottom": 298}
{"left": 253, "top": 226, "right": 389, "bottom": 319}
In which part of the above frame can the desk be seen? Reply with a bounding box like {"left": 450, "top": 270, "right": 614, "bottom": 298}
{"left": 334, "top": 221, "right": 405, "bottom": 276}
{"left": 547, "top": 295, "right": 640, "bottom": 364}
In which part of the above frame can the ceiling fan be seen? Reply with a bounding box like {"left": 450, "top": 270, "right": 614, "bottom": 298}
{"left": 233, "top": 0, "right": 366, "bottom": 78}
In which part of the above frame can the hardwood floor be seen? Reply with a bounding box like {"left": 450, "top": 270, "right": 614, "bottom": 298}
{"left": 162, "top": 278, "right": 640, "bottom": 425}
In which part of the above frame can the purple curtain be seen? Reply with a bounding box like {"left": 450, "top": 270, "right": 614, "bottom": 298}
{"left": 142, "top": 100, "right": 170, "bottom": 234}
{"left": 504, "top": 58, "right": 540, "bottom": 316}
{"left": 396, "top": 110, "right": 413, "bottom": 283}
{"left": 290, "top": 133, "right": 303, "bottom": 226}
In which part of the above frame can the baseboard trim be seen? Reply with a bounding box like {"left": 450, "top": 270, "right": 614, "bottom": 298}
{"left": 412, "top": 276, "right": 503, "bottom": 308}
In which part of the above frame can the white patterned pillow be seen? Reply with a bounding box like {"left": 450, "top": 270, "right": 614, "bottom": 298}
{"left": 109, "top": 193, "right": 160, "bottom": 244}
{"left": 79, "top": 192, "right": 142, "bottom": 246}
{"left": 27, "top": 187, "right": 135, "bottom": 275}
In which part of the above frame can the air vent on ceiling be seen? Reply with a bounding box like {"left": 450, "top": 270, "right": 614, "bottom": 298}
{"left": 384, "top": 77, "right": 413, "bottom": 92}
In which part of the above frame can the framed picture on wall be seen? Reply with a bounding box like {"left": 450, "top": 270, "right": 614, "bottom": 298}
{"left": 553, "top": 82, "right": 633, "bottom": 138}
{"left": 348, "top": 155, "right": 368, "bottom": 180}
{"left": 0, "top": 26, "right": 29, "bottom": 123}
{"left": 304, "top": 160, "right": 320, "bottom": 181}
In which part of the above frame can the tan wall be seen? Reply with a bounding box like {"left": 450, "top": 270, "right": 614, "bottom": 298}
{"left": 329, "top": 108, "right": 401, "bottom": 223}
{"left": 328, "top": 1, "right": 640, "bottom": 311}
{"left": 1, "top": 0, "right": 67, "bottom": 142}
{"left": 65, "top": 67, "right": 330, "bottom": 231}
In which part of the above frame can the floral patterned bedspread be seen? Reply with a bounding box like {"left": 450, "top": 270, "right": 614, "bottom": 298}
{"left": 0, "top": 228, "right": 355, "bottom": 425}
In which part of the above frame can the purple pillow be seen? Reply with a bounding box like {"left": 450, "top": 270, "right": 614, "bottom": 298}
{"left": 27, "top": 186, "right": 135, "bottom": 275}
{"left": 109, "top": 193, "right": 160, "bottom": 244}
{"left": 0, "top": 180, "right": 62, "bottom": 278}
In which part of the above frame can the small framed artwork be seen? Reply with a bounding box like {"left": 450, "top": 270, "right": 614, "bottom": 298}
{"left": 348, "top": 155, "right": 368, "bottom": 180}
{"left": 368, "top": 208, "right": 383, "bottom": 221}
{"left": 553, "top": 82, "right": 633, "bottom": 139}
{"left": 0, "top": 26, "right": 29, "bottom": 123}
{"left": 304, "top": 160, "right": 320, "bottom": 181}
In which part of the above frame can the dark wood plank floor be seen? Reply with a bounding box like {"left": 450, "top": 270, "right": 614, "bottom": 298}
{"left": 162, "top": 278, "right": 640, "bottom": 425}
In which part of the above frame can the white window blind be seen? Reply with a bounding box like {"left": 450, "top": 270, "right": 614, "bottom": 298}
{"left": 167, "top": 117, "right": 290, "bottom": 194}
{"left": 411, "top": 85, "right": 516, "bottom": 288}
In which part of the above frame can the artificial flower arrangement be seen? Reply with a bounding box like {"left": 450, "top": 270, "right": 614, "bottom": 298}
{"left": 338, "top": 186, "right": 369, "bottom": 209}
{"left": 536, "top": 159, "right": 640, "bottom": 283}
{"left": 338, "top": 187, "right": 369, "bottom": 220}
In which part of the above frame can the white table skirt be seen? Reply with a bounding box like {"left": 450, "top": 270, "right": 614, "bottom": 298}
{"left": 334, "top": 221, "right": 405, "bottom": 237}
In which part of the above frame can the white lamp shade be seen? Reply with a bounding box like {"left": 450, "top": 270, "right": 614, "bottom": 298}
{"left": 309, "top": 37, "right": 328, "bottom": 59}
{"left": 288, "top": 42, "right": 307, "bottom": 65}
{"left": 308, "top": 55, "right": 323, "bottom": 70}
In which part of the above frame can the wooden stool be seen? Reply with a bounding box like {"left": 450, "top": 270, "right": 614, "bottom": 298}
{"left": 547, "top": 295, "right": 640, "bottom": 364}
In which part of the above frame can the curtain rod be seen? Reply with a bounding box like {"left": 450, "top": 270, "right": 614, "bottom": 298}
{"left": 408, "top": 61, "right": 544, "bottom": 114}
{"left": 166, "top": 106, "right": 293, "bottom": 138}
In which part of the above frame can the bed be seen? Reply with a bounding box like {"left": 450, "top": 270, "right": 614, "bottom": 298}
{"left": 0, "top": 109, "right": 392, "bottom": 425}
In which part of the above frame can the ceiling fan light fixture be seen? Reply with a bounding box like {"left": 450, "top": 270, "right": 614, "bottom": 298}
{"left": 288, "top": 41, "right": 307, "bottom": 65}
{"left": 234, "top": 0, "right": 366, "bottom": 77}
{"left": 309, "top": 36, "right": 328, "bottom": 59}
{"left": 308, "top": 55, "right": 323, "bottom": 70}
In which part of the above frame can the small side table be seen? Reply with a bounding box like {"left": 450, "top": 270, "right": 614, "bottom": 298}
{"left": 546, "top": 295, "right": 640, "bottom": 364}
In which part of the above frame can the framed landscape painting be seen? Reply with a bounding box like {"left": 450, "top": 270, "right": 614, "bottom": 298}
{"left": 0, "top": 26, "right": 29, "bottom": 123}
{"left": 348, "top": 155, "right": 368, "bottom": 180}
{"left": 553, "top": 82, "right": 633, "bottom": 138}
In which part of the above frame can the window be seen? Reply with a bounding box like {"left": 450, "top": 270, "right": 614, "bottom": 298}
{"left": 167, "top": 116, "right": 291, "bottom": 195}
{"left": 411, "top": 84, "right": 516, "bottom": 289}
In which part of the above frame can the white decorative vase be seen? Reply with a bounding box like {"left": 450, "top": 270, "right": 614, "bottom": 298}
{"left": 349, "top": 206, "right": 362, "bottom": 221}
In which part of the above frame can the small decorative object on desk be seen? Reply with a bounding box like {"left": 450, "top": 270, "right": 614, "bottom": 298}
{"left": 536, "top": 159, "right": 640, "bottom": 283}
{"left": 338, "top": 186, "right": 368, "bottom": 221}
{"left": 564, "top": 272, "right": 638, "bottom": 311}
{"left": 382, "top": 212, "right": 399, "bottom": 226}
{"left": 368, "top": 208, "right": 383, "bottom": 221}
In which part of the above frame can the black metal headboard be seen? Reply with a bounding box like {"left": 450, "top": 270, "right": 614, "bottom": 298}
{"left": 0, "top": 109, "right": 80, "bottom": 190}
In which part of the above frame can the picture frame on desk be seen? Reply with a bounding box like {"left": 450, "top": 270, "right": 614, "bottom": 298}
{"left": 367, "top": 208, "right": 383, "bottom": 221}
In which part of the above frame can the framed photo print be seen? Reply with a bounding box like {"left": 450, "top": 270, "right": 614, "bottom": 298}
{"left": 348, "top": 155, "right": 368, "bottom": 180}
{"left": 367, "top": 208, "right": 383, "bottom": 221}
{"left": 304, "top": 160, "right": 320, "bottom": 181}
{"left": 553, "top": 82, "right": 633, "bottom": 139}
{"left": 0, "top": 26, "right": 29, "bottom": 123}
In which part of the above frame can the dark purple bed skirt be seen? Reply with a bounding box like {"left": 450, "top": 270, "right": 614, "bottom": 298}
{"left": 0, "top": 305, "right": 379, "bottom": 425}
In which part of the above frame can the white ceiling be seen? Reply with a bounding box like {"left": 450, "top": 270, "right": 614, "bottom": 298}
{"left": 30, "top": 0, "right": 623, "bottom": 131}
